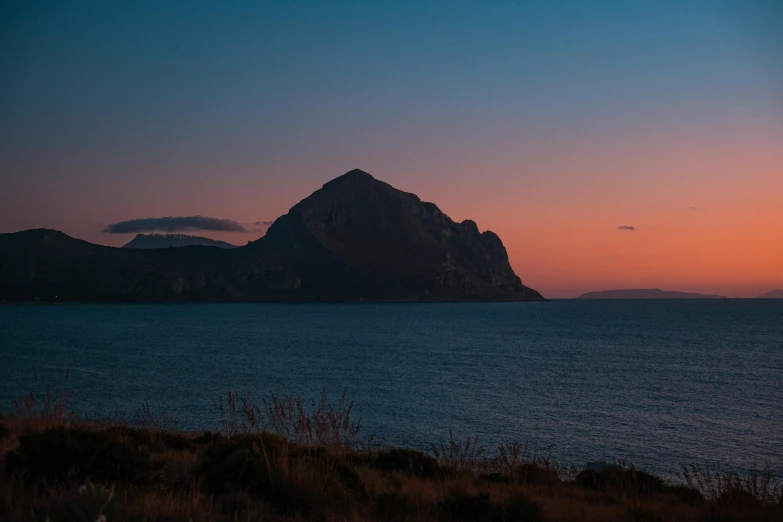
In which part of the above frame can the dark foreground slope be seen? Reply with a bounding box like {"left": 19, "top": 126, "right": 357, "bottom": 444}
{"left": 0, "top": 170, "right": 542, "bottom": 302}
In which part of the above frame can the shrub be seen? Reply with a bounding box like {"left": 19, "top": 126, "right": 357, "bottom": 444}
{"left": 336, "top": 462, "right": 367, "bottom": 498}
{"left": 625, "top": 506, "right": 666, "bottom": 522}
{"left": 438, "top": 493, "right": 500, "bottom": 522}
{"left": 32, "top": 480, "right": 116, "bottom": 522}
{"left": 0, "top": 422, "right": 9, "bottom": 440}
{"left": 219, "top": 491, "right": 255, "bottom": 518}
{"left": 6, "top": 427, "right": 151, "bottom": 486}
{"left": 431, "top": 432, "right": 485, "bottom": 471}
{"left": 104, "top": 421, "right": 200, "bottom": 454}
{"left": 493, "top": 441, "right": 566, "bottom": 485}
{"left": 681, "top": 463, "right": 783, "bottom": 506}
{"left": 374, "top": 448, "right": 441, "bottom": 479}
{"left": 483, "top": 463, "right": 560, "bottom": 486}
{"left": 438, "top": 492, "right": 543, "bottom": 522}
{"left": 504, "top": 494, "right": 545, "bottom": 522}
{"left": 198, "top": 433, "right": 361, "bottom": 518}
{"left": 575, "top": 468, "right": 665, "bottom": 495}
{"left": 375, "top": 492, "right": 417, "bottom": 521}
{"left": 347, "top": 452, "right": 376, "bottom": 467}
{"left": 262, "top": 474, "right": 333, "bottom": 519}
{"left": 716, "top": 488, "right": 762, "bottom": 508}
{"left": 666, "top": 484, "right": 705, "bottom": 505}
{"left": 199, "top": 434, "right": 280, "bottom": 495}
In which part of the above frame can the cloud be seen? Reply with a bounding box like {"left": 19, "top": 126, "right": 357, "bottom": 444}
{"left": 617, "top": 225, "right": 636, "bottom": 231}
{"left": 254, "top": 220, "right": 275, "bottom": 226}
{"left": 104, "top": 216, "right": 248, "bottom": 234}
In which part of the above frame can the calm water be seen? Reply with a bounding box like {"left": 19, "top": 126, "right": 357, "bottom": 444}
{"left": 2, "top": 301, "right": 782, "bottom": 478}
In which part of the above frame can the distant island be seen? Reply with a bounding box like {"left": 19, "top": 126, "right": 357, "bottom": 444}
{"left": 122, "top": 233, "right": 237, "bottom": 249}
{"left": 576, "top": 289, "right": 727, "bottom": 299}
{"left": 757, "top": 289, "right": 783, "bottom": 299}
{"left": 0, "top": 169, "right": 543, "bottom": 302}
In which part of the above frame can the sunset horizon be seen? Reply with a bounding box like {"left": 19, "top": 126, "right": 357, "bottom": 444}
{"left": 4, "top": 164, "right": 780, "bottom": 299}
{"left": 3, "top": 2, "right": 781, "bottom": 300}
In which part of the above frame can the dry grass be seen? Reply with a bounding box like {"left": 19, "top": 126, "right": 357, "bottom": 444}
{"left": 0, "top": 381, "right": 780, "bottom": 522}
{"left": 11, "top": 367, "right": 75, "bottom": 431}
{"left": 213, "top": 390, "right": 372, "bottom": 455}
{"left": 681, "top": 463, "right": 783, "bottom": 505}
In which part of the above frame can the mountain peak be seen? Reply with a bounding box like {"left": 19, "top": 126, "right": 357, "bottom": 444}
{"left": 342, "top": 168, "right": 374, "bottom": 179}
{"left": 321, "top": 168, "right": 377, "bottom": 189}
{"left": 256, "top": 170, "right": 543, "bottom": 301}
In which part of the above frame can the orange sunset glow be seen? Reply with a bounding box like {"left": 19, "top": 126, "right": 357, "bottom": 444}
{"left": 2, "top": 1, "right": 782, "bottom": 299}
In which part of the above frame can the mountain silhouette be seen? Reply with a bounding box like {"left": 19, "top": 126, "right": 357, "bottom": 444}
{"left": 0, "top": 170, "right": 542, "bottom": 302}
{"left": 123, "top": 233, "right": 237, "bottom": 249}
{"left": 756, "top": 289, "right": 783, "bottom": 299}
{"left": 576, "top": 288, "right": 727, "bottom": 299}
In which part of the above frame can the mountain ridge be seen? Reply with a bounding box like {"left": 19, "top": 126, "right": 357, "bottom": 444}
{"left": 123, "top": 233, "right": 237, "bottom": 249}
{"left": 576, "top": 288, "right": 727, "bottom": 299}
{"left": 0, "top": 170, "right": 543, "bottom": 302}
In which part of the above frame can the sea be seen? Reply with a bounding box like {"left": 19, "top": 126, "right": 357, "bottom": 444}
{"left": 2, "top": 300, "right": 781, "bottom": 479}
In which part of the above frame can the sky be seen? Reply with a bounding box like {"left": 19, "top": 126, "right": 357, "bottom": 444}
{"left": 1, "top": 0, "right": 782, "bottom": 298}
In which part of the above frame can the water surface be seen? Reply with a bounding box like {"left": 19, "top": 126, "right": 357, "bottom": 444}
{"left": 2, "top": 300, "right": 781, "bottom": 478}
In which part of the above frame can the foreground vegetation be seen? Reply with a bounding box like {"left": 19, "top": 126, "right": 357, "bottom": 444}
{"left": 0, "top": 379, "right": 780, "bottom": 521}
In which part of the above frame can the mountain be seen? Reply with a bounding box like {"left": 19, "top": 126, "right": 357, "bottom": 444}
{"left": 576, "top": 289, "right": 727, "bottom": 299}
{"left": 0, "top": 169, "right": 543, "bottom": 302}
{"left": 123, "top": 233, "right": 237, "bottom": 249}
{"left": 756, "top": 289, "right": 783, "bottom": 299}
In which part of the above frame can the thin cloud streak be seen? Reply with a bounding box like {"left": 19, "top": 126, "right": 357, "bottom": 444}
{"left": 104, "top": 216, "right": 248, "bottom": 234}
{"left": 617, "top": 225, "right": 636, "bottom": 231}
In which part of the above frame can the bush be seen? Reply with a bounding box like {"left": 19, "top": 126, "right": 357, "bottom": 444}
{"left": 198, "top": 433, "right": 361, "bottom": 517}
{"left": 438, "top": 493, "right": 500, "bottom": 522}
{"left": 336, "top": 462, "right": 367, "bottom": 498}
{"left": 666, "top": 484, "right": 705, "bottom": 505}
{"left": 438, "top": 492, "right": 543, "bottom": 522}
{"left": 0, "top": 422, "right": 9, "bottom": 440}
{"left": 262, "top": 474, "right": 333, "bottom": 519}
{"left": 575, "top": 468, "right": 665, "bottom": 495}
{"left": 105, "top": 425, "right": 205, "bottom": 452}
{"left": 374, "top": 448, "right": 441, "bottom": 479}
{"left": 681, "top": 463, "right": 783, "bottom": 506}
{"left": 513, "top": 463, "right": 560, "bottom": 486}
{"left": 625, "top": 506, "right": 666, "bottom": 522}
{"left": 5, "top": 427, "right": 151, "bottom": 486}
{"left": 716, "top": 488, "right": 762, "bottom": 508}
{"left": 32, "top": 480, "right": 117, "bottom": 522}
{"left": 483, "top": 463, "right": 560, "bottom": 486}
{"left": 219, "top": 491, "right": 254, "bottom": 518}
{"left": 199, "top": 433, "right": 323, "bottom": 494}
{"left": 375, "top": 492, "right": 417, "bottom": 522}
{"left": 505, "top": 494, "right": 544, "bottom": 522}
{"left": 199, "top": 434, "right": 278, "bottom": 495}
